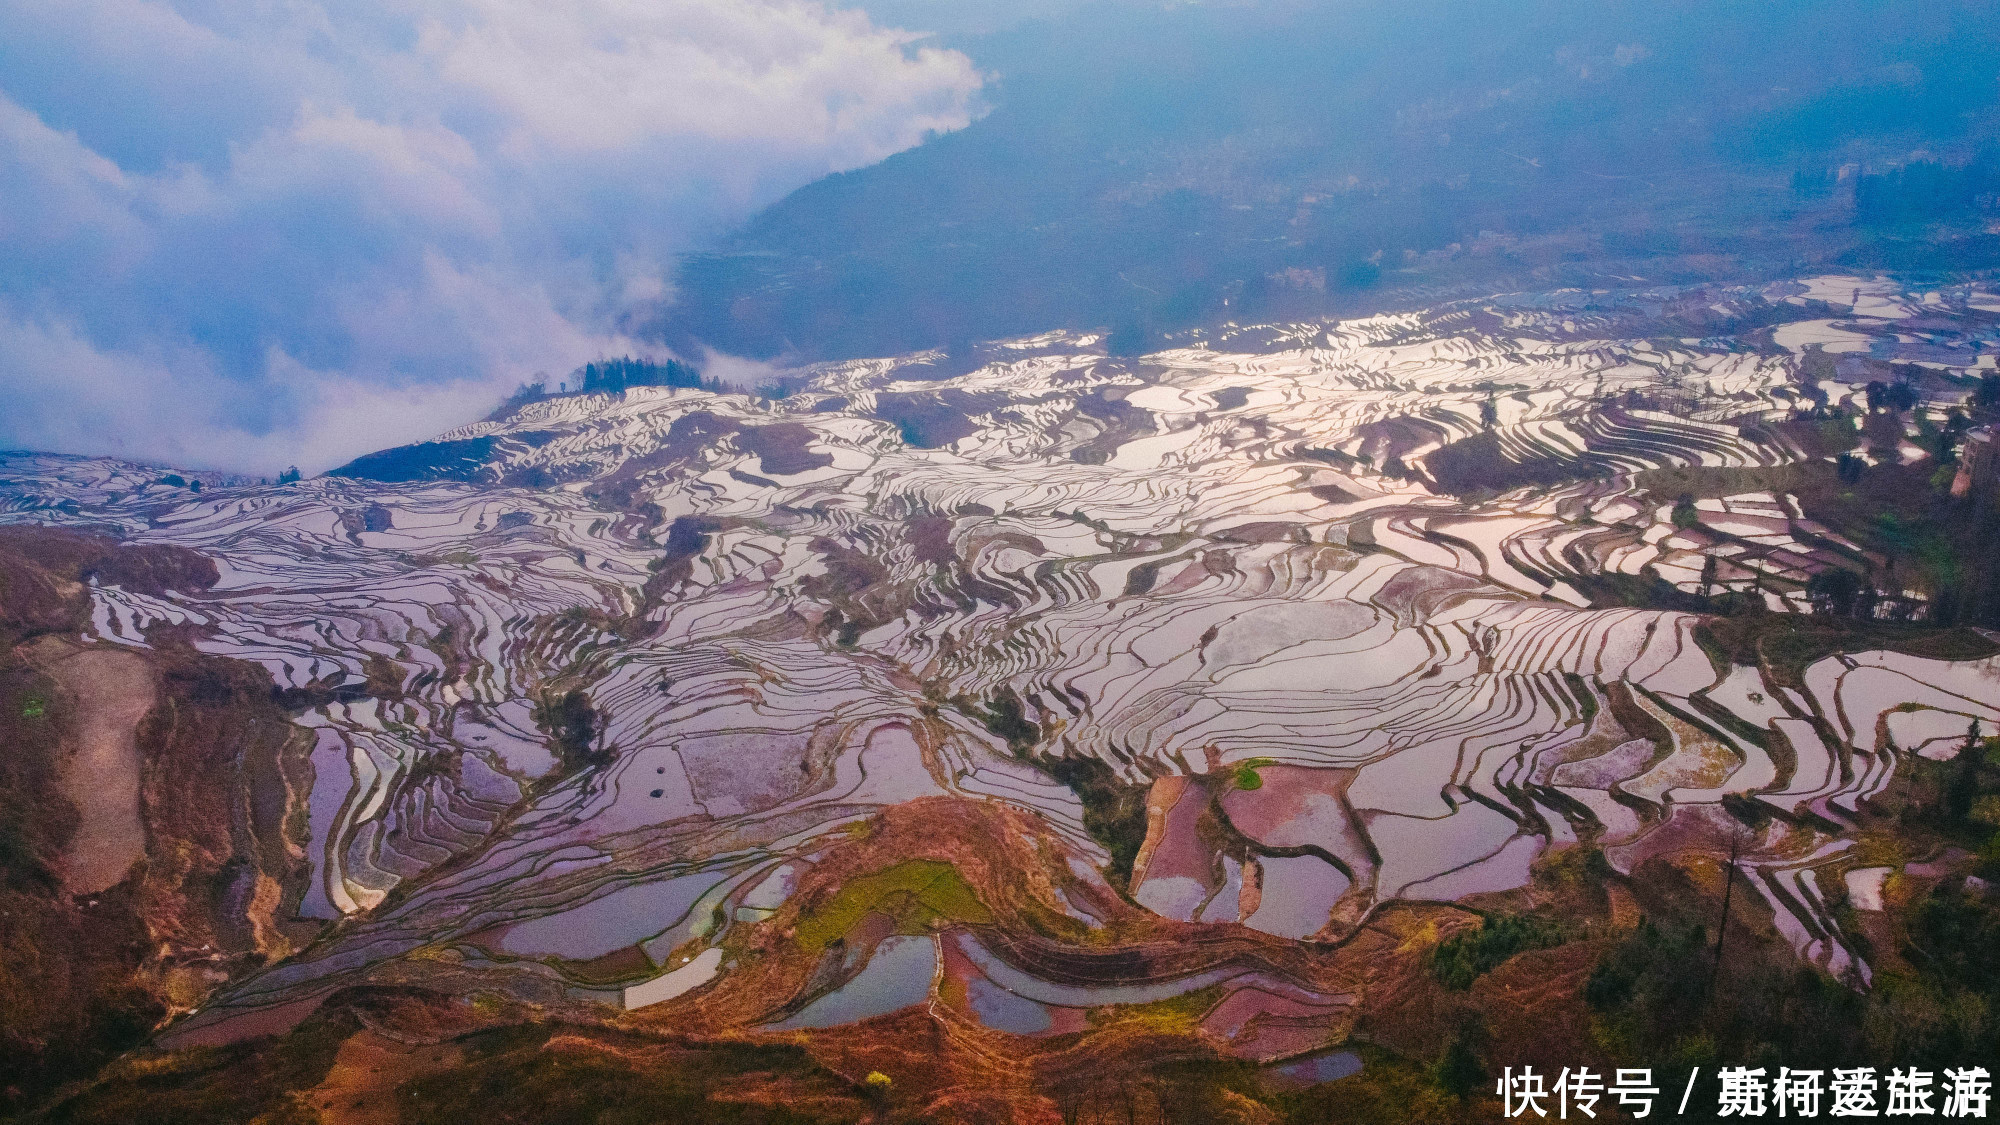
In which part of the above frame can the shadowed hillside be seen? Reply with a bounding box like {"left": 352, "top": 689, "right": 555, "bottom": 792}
{"left": 662, "top": 0, "right": 2000, "bottom": 361}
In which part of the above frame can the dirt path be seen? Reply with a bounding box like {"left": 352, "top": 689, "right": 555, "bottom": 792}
{"left": 28, "top": 637, "right": 155, "bottom": 895}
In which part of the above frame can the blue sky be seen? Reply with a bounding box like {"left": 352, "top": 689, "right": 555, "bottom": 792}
{"left": 0, "top": 0, "right": 989, "bottom": 473}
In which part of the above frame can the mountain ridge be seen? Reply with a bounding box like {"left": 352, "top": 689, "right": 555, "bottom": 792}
{"left": 659, "top": 0, "right": 2000, "bottom": 364}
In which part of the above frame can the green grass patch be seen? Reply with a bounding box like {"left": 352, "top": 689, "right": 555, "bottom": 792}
{"left": 1231, "top": 757, "right": 1277, "bottom": 791}
{"left": 1097, "top": 983, "right": 1228, "bottom": 1033}
{"left": 793, "top": 860, "right": 991, "bottom": 953}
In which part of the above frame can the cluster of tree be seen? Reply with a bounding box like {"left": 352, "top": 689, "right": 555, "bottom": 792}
{"left": 1672, "top": 494, "right": 1701, "bottom": 530}
{"left": 1582, "top": 840, "right": 2000, "bottom": 1086}
{"left": 1978, "top": 373, "right": 2000, "bottom": 413}
{"left": 530, "top": 688, "right": 603, "bottom": 774}
{"left": 1792, "top": 398, "right": 1853, "bottom": 423}
{"left": 1429, "top": 912, "right": 1569, "bottom": 990}
{"left": 494, "top": 380, "right": 548, "bottom": 415}
{"left": 1804, "top": 567, "right": 1916, "bottom": 621}
{"left": 1917, "top": 409, "right": 1976, "bottom": 465}
{"left": 486, "top": 359, "right": 726, "bottom": 419}
{"left": 1939, "top": 724, "right": 1992, "bottom": 828}
{"left": 1863, "top": 378, "right": 1921, "bottom": 414}
{"left": 574, "top": 357, "right": 716, "bottom": 395}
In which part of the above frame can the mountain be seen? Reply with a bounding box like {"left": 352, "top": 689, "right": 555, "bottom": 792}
{"left": 662, "top": 0, "right": 2000, "bottom": 362}
{"left": 9, "top": 275, "right": 2000, "bottom": 1119}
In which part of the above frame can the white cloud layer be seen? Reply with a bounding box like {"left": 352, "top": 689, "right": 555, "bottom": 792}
{"left": 0, "top": 0, "right": 983, "bottom": 473}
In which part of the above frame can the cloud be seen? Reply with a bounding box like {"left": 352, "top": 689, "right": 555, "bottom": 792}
{"left": 0, "top": 301, "right": 513, "bottom": 474}
{"left": 0, "top": 0, "right": 984, "bottom": 473}
{"left": 697, "top": 347, "right": 798, "bottom": 392}
{"left": 422, "top": 0, "right": 978, "bottom": 159}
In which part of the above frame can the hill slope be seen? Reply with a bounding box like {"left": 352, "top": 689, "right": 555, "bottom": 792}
{"left": 662, "top": 0, "right": 2000, "bottom": 361}
{"left": 12, "top": 277, "right": 2000, "bottom": 1118}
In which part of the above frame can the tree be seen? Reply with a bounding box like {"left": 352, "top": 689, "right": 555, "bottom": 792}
{"left": 276, "top": 466, "right": 302, "bottom": 485}
{"left": 496, "top": 380, "right": 547, "bottom": 414}
{"left": 1853, "top": 581, "right": 1881, "bottom": 622}
{"left": 1887, "top": 381, "right": 1921, "bottom": 413}
{"left": 532, "top": 689, "right": 602, "bottom": 772}
{"left": 1866, "top": 380, "right": 1889, "bottom": 413}
{"left": 1807, "top": 567, "right": 1862, "bottom": 617}
{"left": 573, "top": 357, "right": 703, "bottom": 394}
{"left": 1977, "top": 373, "right": 2000, "bottom": 412}
{"left": 1433, "top": 1018, "right": 1488, "bottom": 1099}
{"left": 1837, "top": 452, "right": 1866, "bottom": 484}
{"left": 1947, "top": 722, "right": 1984, "bottom": 825}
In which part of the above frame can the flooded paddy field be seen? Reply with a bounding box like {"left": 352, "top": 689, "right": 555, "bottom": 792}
{"left": 5, "top": 275, "right": 1998, "bottom": 1046}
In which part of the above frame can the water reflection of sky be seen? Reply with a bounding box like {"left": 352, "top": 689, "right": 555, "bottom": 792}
{"left": 766, "top": 936, "right": 937, "bottom": 1030}
{"left": 953, "top": 931, "right": 1241, "bottom": 1007}
{"left": 966, "top": 974, "right": 1054, "bottom": 1034}
{"left": 1267, "top": 1050, "right": 1362, "bottom": 1090}
{"left": 498, "top": 869, "right": 729, "bottom": 960}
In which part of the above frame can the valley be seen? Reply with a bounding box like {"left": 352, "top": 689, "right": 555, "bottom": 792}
{"left": 7, "top": 274, "right": 2000, "bottom": 1121}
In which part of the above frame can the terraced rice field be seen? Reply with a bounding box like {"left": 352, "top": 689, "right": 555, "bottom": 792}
{"left": 4, "top": 274, "right": 1997, "bottom": 1043}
